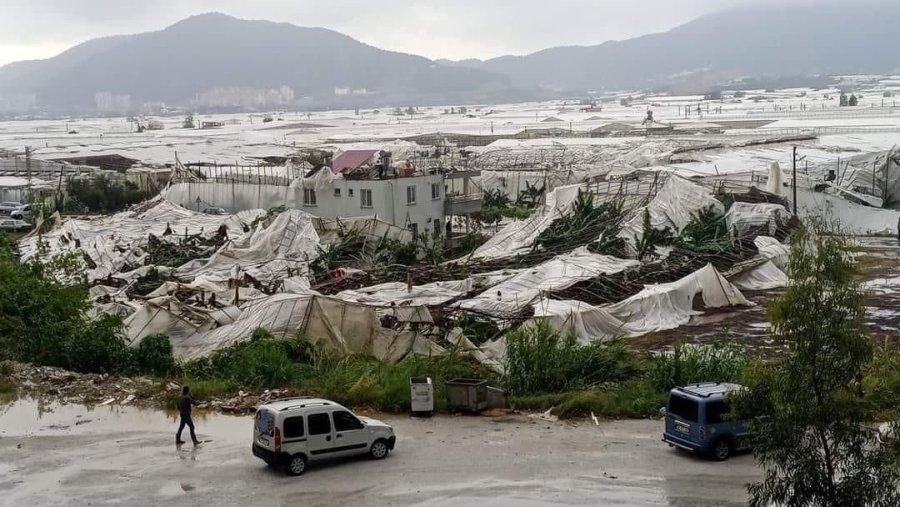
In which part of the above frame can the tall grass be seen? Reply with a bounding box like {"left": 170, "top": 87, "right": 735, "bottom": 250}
{"left": 649, "top": 342, "right": 746, "bottom": 392}
{"left": 505, "top": 321, "right": 641, "bottom": 397}
{"left": 512, "top": 380, "right": 665, "bottom": 419}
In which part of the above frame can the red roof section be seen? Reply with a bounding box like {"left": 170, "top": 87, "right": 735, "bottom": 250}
{"left": 330, "top": 149, "right": 378, "bottom": 174}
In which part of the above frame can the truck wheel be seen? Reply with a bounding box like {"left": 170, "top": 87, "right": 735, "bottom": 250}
{"left": 286, "top": 454, "right": 307, "bottom": 476}
{"left": 711, "top": 439, "right": 731, "bottom": 461}
{"left": 370, "top": 439, "right": 389, "bottom": 460}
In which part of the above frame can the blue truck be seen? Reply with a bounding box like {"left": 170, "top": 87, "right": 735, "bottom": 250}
{"left": 661, "top": 382, "right": 750, "bottom": 461}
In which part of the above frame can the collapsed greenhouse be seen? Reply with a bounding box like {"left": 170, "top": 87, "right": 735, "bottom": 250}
{"left": 18, "top": 166, "right": 798, "bottom": 370}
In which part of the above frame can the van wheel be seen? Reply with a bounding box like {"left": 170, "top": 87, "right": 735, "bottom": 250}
{"left": 711, "top": 439, "right": 731, "bottom": 461}
{"left": 286, "top": 454, "right": 307, "bottom": 476}
{"left": 370, "top": 440, "right": 389, "bottom": 460}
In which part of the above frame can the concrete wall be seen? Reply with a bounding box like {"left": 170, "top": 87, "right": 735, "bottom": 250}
{"left": 164, "top": 173, "right": 447, "bottom": 239}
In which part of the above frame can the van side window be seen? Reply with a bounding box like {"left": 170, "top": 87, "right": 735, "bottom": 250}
{"left": 283, "top": 416, "right": 304, "bottom": 438}
{"left": 308, "top": 413, "right": 332, "bottom": 435}
{"left": 333, "top": 410, "right": 364, "bottom": 431}
{"left": 706, "top": 400, "right": 730, "bottom": 424}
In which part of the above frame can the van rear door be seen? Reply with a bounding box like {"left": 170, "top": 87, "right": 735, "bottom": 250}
{"left": 254, "top": 408, "right": 276, "bottom": 450}
{"left": 666, "top": 393, "right": 701, "bottom": 442}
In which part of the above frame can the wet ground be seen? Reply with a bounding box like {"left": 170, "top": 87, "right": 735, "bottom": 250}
{"left": 0, "top": 399, "right": 759, "bottom": 506}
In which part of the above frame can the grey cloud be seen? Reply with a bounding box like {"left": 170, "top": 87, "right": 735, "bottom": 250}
{"left": 0, "top": 0, "right": 844, "bottom": 62}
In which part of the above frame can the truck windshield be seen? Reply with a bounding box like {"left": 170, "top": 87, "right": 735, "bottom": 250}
{"left": 668, "top": 394, "right": 699, "bottom": 423}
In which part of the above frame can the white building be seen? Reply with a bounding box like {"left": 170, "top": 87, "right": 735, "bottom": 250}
{"left": 300, "top": 172, "right": 447, "bottom": 240}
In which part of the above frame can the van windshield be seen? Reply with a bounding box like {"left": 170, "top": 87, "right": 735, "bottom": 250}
{"left": 668, "top": 394, "right": 699, "bottom": 423}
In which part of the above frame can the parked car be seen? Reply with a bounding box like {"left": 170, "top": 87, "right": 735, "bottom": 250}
{"left": 0, "top": 218, "right": 31, "bottom": 232}
{"left": 661, "top": 382, "right": 749, "bottom": 461}
{"left": 0, "top": 202, "right": 22, "bottom": 216}
{"left": 252, "top": 397, "right": 396, "bottom": 476}
{"left": 10, "top": 203, "right": 31, "bottom": 221}
{"left": 201, "top": 207, "right": 228, "bottom": 215}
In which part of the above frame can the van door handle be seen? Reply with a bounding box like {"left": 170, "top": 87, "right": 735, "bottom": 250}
{"left": 336, "top": 434, "right": 343, "bottom": 439}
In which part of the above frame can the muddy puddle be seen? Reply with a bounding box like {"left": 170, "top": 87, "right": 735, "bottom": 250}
{"left": 0, "top": 398, "right": 251, "bottom": 438}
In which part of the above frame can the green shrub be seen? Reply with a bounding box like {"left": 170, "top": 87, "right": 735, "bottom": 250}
{"left": 186, "top": 330, "right": 318, "bottom": 388}
{"left": 511, "top": 381, "right": 665, "bottom": 419}
{"left": 864, "top": 348, "right": 900, "bottom": 419}
{"left": 64, "top": 314, "right": 130, "bottom": 374}
{"left": 131, "top": 334, "right": 177, "bottom": 377}
{"left": 649, "top": 342, "right": 746, "bottom": 392}
{"left": 505, "top": 321, "right": 641, "bottom": 396}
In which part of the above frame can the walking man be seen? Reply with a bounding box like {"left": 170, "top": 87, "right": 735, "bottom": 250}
{"left": 176, "top": 385, "right": 201, "bottom": 446}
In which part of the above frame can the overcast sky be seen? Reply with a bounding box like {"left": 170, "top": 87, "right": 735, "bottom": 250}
{"left": 0, "top": 0, "right": 820, "bottom": 66}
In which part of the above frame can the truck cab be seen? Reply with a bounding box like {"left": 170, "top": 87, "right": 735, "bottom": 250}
{"left": 662, "top": 382, "right": 749, "bottom": 461}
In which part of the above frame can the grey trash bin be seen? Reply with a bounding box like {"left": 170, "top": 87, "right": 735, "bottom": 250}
{"left": 445, "top": 378, "right": 489, "bottom": 412}
{"left": 410, "top": 376, "right": 434, "bottom": 416}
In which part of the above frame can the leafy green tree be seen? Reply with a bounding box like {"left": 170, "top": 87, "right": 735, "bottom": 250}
{"left": 183, "top": 114, "right": 195, "bottom": 129}
{"left": 733, "top": 220, "right": 900, "bottom": 507}
{"left": 848, "top": 94, "right": 859, "bottom": 106}
{"left": 840, "top": 92, "right": 849, "bottom": 106}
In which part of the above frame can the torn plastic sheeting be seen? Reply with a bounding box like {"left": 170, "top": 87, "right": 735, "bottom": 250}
{"left": 467, "top": 183, "right": 584, "bottom": 260}
{"left": 725, "top": 202, "right": 791, "bottom": 237}
{"left": 446, "top": 328, "right": 504, "bottom": 374}
{"left": 604, "top": 263, "right": 751, "bottom": 335}
{"left": 457, "top": 248, "right": 639, "bottom": 317}
{"left": 337, "top": 279, "right": 473, "bottom": 307}
{"left": 754, "top": 236, "right": 790, "bottom": 271}
{"left": 176, "top": 208, "right": 320, "bottom": 284}
{"left": 125, "top": 296, "right": 238, "bottom": 347}
{"left": 17, "top": 198, "right": 262, "bottom": 281}
{"left": 528, "top": 299, "right": 641, "bottom": 343}
{"left": 619, "top": 176, "right": 723, "bottom": 252}
{"left": 731, "top": 261, "right": 789, "bottom": 291}
{"left": 128, "top": 293, "right": 429, "bottom": 362}
{"left": 315, "top": 216, "right": 413, "bottom": 253}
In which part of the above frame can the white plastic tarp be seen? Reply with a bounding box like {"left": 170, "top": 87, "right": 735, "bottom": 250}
{"left": 337, "top": 279, "right": 472, "bottom": 307}
{"left": 128, "top": 293, "right": 426, "bottom": 361}
{"left": 457, "top": 247, "right": 639, "bottom": 317}
{"left": 604, "top": 263, "right": 751, "bottom": 334}
{"left": 176, "top": 209, "right": 320, "bottom": 284}
{"left": 731, "top": 260, "right": 789, "bottom": 291}
{"left": 619, "top": 176, "right": 724, "bottom": 252}
{"left": 529, "top": 299, "right": 640, "bottom": 343}
{"left": 17, "top": 198, "right": 263, "bottom": 282}
{"left": 467, "top": 183, "right": 584, "bottom": 260}
{"left": 725, "top": 202, "right": 791, "bottom": 237}
{"left": 754, "top": 236, "right": 790, "bottom": 271}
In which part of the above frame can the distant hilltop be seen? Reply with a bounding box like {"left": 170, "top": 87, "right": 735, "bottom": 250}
{"left": 0, "top": 2, "right": 898, "bottom": 115}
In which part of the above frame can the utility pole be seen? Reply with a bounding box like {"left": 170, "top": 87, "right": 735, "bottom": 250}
{"left": 792, "top": 146, "right": 798, "bottom": 215}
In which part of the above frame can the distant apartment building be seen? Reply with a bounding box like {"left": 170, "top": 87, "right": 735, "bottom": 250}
{"left": 333, "top": 87, "right": 369, "bottom": 96}
{"left": 192, "top": 86, "right": 294, "bottom": 109}
{"left": 94, "top": 92, "right": 132, "bottom": 112}
{"left": 0, "top": 93, "right": 37, "bottom": 113}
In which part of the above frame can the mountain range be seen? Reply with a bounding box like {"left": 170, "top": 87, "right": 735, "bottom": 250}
{"left": 0, "top": 2, "right": 898, "bottom": 114}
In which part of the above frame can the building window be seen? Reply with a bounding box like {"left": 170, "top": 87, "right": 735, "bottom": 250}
{"left": 409, "top": 223, "right": 418, "bottom": 240}
{"left": 303, "top": 188, "right": 317, "bottom": 206}
{"left": 431, "top": 183, "right": 441, "bottom": 200}
{"left": 406, "top": 185, "right": 416, "bottom": 205}
{"left": 360, "top": 189, "right": 373, "bottom": 208}
{"left": 348, "top": 188, "right": 354, "bottom": 197}
{"left": 334, "top": 188, "right": 341, "bottom": 197}
{"left": 433, "top": 219, "right": 441, "bottom": 238}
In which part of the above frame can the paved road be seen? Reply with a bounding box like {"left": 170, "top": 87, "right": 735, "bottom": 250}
{"left": 0, "top": 399, "right": 759, "bottom": 506}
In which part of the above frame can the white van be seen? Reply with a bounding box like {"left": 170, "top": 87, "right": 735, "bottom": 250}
{"left": 252, "top": 397, "right": 396, "bottom": 476}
